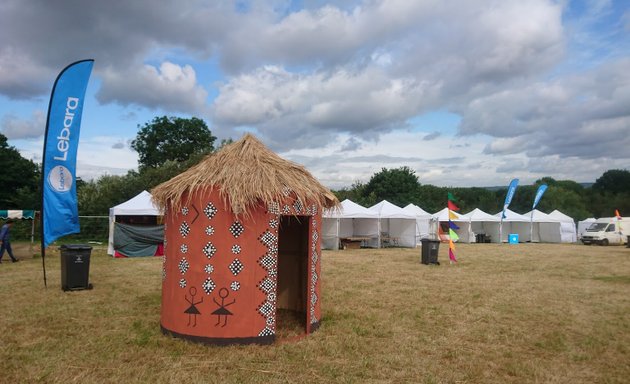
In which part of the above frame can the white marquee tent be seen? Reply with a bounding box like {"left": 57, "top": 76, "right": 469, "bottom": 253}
{"left": 369, "top": 200, "right": 417, "bottom": 247}
{"left": 548, "top": 210, "right": 577, "bottom": 243}
{"left": 108, "top": 190, "right": 163, "bottom": 255}
{"left": 494, "top": 209, "right": 531, "bottom": 242}
{"left": 403, "top": 203, "right": 433, "bottom": 242}
{"left": 466, "top": 208, "right": 501, "bottom": 243}
{"left": 524, "top": 209, "right": 564, "bottom": 243}
{"left": 322, "top": 199, "right": 380, "bottom": 250}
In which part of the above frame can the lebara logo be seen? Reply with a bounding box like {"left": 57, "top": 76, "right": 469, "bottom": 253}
{"left": 47, "top": 165, "right": 73, "bottom": 192}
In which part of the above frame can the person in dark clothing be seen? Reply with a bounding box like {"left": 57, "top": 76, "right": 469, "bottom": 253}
{"left": 0, "top": 219, "right": 18, "bottom": 263}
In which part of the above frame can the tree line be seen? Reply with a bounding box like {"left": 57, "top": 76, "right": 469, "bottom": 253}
{"left": 1, "top": 116, "right": 629, "bottom": 223}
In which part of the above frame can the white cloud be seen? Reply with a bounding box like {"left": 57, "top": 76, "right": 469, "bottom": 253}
{"left": 96, "top": 62, "right": 208, "bottom": 113}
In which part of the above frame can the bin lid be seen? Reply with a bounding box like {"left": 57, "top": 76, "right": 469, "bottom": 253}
{"left": 59, "top": 244, "right": 93, "bottom": 250}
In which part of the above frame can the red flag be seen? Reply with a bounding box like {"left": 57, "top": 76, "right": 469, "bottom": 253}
{"left": 447, "top": 200, "right": 459, "bottom": 212}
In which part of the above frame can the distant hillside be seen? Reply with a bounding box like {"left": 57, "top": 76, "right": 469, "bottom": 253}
{"left": 484, "top": 182, "right": 594, "bottom": 191}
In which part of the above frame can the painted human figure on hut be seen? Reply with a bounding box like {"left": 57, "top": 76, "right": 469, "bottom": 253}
{"left": 212, "top": 288, "right": 235, "bottom": 327}
{"left": 184, "top": 287, "right": 203, "bottom": 327}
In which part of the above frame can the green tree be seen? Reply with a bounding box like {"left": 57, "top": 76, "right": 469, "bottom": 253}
{"left": 592, "top": 169, "right": 630, "bottom": 194}
{"left": 0, "top": 133, "right": 40, "bottom": 208}
{"left": 131, "top": 116, "right": 216, "bottom": 169}
{"left": 362, "top": 167, "right": 419, "bottom": 207}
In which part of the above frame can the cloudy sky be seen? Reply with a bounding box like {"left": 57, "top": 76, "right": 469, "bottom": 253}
{"left": 1, "top": 0, "right": 629, "bottom": 189}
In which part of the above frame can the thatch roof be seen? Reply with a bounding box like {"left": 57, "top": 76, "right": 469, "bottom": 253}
{"left": 151, "top": 134, "right": 339, "bottom": 216}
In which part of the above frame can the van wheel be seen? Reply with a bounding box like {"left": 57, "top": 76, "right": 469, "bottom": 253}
{"left": 600, "top": 239, "right": 609, "bottom": 246}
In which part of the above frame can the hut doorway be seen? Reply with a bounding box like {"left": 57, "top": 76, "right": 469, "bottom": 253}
{"left": 276, "top": 215, "right": 309, "bottom": 338}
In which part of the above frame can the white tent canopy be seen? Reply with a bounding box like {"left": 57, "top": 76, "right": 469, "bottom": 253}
{"left": 108, "top": 190, "right": 162, "bottom": 255}
{"left": 322, "top": 199, "right": 380, "bottom": 250}
{"left": 548, "top": 210, "right": 577, "bottom": 243}
{"left": 403, "top": 204, "right": 433, "bottom": 242}
{"left": 369, "top": 200, "right": 417, "bottom": 247}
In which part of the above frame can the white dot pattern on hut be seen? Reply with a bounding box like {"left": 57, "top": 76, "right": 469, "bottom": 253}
{"left": 202, "top": 277, "right": 216, "bottom": 294}
{"left": 203, "top": 202, "right": 217, "bottom": 219}
{"left": 178, "top": 258, "right": 189, "bottom": 275}
{"left": 230, "top": 281, "right": 240, "bottom": 291}
{"left": 205, "top": 226, "right": 215, "bottom": 236}
{"left": 180, "top": 244, "right": 188, "bottom": 253}
{"left": 229, "top": 221, "right": 244, "bottom": 238}
{"left": 228, "top": 258, "right": 244, "bottom": 276}
{"left": 204, "top": 264, "right": 214, "bottom": 274}
{"left": 268, "top": 218, "right": 278, "bottom": 229}
{"left": 267, "top": 202, "right": 280, "bottom": 215}
{"left": 231, "top": 245, "right": 241, "bottom": 254}
{"left": 179, "top": 278, "right": 187, "bottom": 288}
{"left": 179, "top": 222, "right": 190, "bottom": 237}
{"left": 181, "top": 207, "right": 189, "bottom": 215}
{"left": 293, "top": 200, "right": 303, "bottom": 213}
{"left": 202, "top": 242, "right": 217, "bottom": 258}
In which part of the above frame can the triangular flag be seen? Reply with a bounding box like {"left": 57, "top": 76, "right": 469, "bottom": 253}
{"left": 449, "top": 210, "right": 459, "bottom": 220}
{"left": 448, "top": 192, "right": 457, "bottom": 202}
{"left": 449, "top": 221, "right": 460, "bottom": 230}
{"left": 447, "top": 200, "right": 460, "bottom": 212}
{"left": 615, "top": 209, "right": 622, "bottom": 218}
{"left": 449, "top": 228, "right": 459, "bottom": 242}
{"left": 449, "top": 248, "right": 458, "bottom": 263}
{"left": 449, "top": 239, "right": 456, "bottom": 250}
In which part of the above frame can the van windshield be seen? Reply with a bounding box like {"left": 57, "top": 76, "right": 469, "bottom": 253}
{"left": 586, "top": 223, "right": 608, "bottom": 232}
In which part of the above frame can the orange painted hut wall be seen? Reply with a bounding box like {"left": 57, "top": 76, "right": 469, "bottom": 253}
{"left": 160, "top": 189, "right": 322, "bottom": 345}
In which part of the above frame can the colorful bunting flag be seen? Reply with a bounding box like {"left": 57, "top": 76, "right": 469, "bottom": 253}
{"left": 447, "top": 192, "right": 459, "bottom": 264}
{"left": 447, "top": 200, "right": 459, "bottom": 212}
{"left": 448, "top": 241, "right": 457, "bottom": 263}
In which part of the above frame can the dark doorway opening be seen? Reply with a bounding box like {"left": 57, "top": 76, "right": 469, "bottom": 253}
{"left": 276, "top": 215, "right": 309, "bottom": 339}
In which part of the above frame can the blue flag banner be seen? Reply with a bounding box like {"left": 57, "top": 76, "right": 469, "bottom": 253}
{"left": 532, "top": 184, "right": 548, "bottom": 209}
{"left": 42, "top": 60, "right": 94, "bottom": 248}
{"left": 501, "top": 178, "right": 519, "bottom": 219}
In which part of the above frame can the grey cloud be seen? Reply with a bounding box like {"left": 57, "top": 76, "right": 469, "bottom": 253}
{"left": 340, "top": 137, "right": 362, "bottom": 151}
{"left": 1, "top": 110, "right": 45, "bottom": 139}
{"left": 423, "top": 132, "right": 441, "bottom": 141}
{"left": 111, "top": 142, "right": 125, "bottom": 149}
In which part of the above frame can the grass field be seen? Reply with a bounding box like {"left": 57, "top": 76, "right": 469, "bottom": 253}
{"left": 1, "top": 242, "right": 629, "bottom": 383}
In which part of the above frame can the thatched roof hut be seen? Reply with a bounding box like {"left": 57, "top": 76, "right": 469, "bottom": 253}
{"left": 154, "top": 134, "right": 338, "bottom": 346}
{"left": 152, "top": 133, "right": 338, "bottom": 216}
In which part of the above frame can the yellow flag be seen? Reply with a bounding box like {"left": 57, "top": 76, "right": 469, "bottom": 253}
{"left": 449, "top": 239, "right": 456, "bottom": 250}
{"left": 449, "top": 210, "right": 459, "bottom": 220}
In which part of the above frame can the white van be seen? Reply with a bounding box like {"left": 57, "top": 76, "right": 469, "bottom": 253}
{"left": 581, "top": 217, "right": 630, "bottom": 245}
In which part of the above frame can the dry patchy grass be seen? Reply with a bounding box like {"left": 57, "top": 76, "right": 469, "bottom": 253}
{"left": 1, "top": 243, "right": 629, "bottom": 383}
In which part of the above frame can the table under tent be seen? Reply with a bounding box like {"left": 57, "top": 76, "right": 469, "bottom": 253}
{"left": 432, "top": 208, "right": 471, "bottom": 242}
{"left": 369, "top": 200, "right": 418, "bottom": 248}
{"left": 107, "top": 190, "right": 164, "bottom": 257}
{"left": 322, "top": 199, "right": 379, "bottom": 250}
{"left": 403, "top": 204, "right": 433, "bottom": 243}
{"left": 548, "top": 210, "right": 577, "bottom": 243}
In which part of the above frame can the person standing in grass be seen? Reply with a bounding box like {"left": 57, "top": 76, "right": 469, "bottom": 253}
{"left": 0, "top": 219, "right": 18, "bottom": 263}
